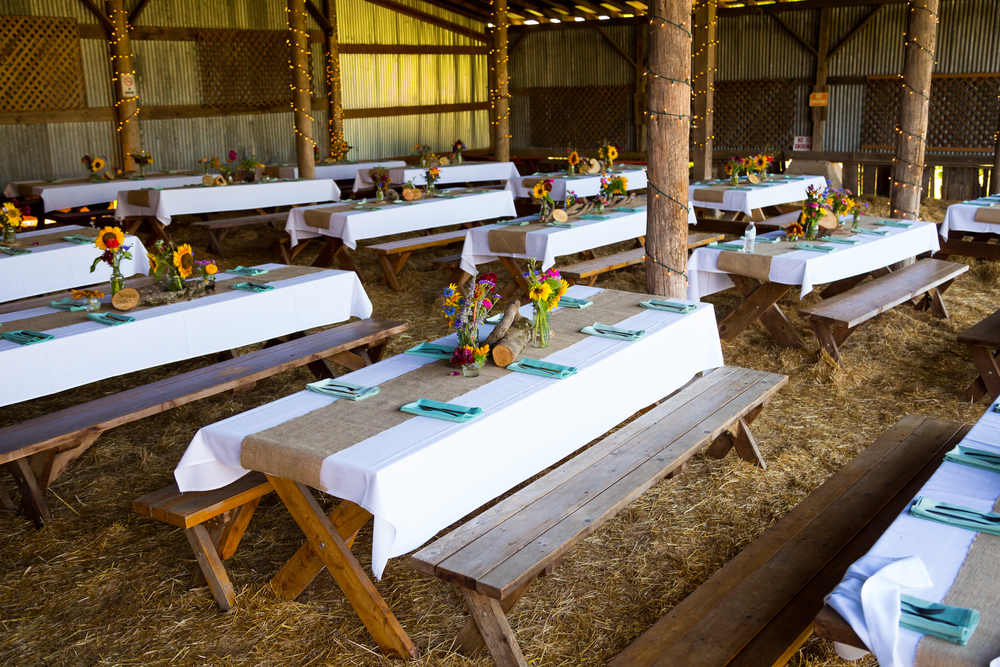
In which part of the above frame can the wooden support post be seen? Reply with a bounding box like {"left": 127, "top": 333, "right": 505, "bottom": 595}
{"left": 492, "top": 0, "right": 510, "bottom": 163}
{"left": 890, "top": 0, "right": 939, "bottom": 220}
{"left": 289, "top": 0, "right": 317, "bottom": 180}
{"left": 645, "top": 0, "right": 692, "bottom": 298}
{"left": 634, "top": 18, "right": 649, "bottom": 153}
{"left": 992, "top": 106, "right": 1000, "bottom": 195}
{"left": 691, "top": 0, "right": 716, "bottom": 181}
{"left": 105, "top": 0, "right": 141, "bottom": 172}
{"left": 323, "top": 0, "right": 345, "bottom": 158}
{"left": 810, "top": 7, "right": 831, "bottom": 151}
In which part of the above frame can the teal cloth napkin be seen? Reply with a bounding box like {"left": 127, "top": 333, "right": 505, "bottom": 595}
{"left": 944, "top": 445, "right": 1000, "bottom": 473}
{"left": 578, "top": 214, "right": 611, "bottom": 221}
{"left": 306, "top": 378, "right": 380, "bottom": 401}
{"left": 392, "top": 200, "right": 419, "bottom": 205}
{"left": 794, "top": 242, "right": 836, "bottom": 253}
{"left": 49, "top": 298, "right": 88, "bottom": 312}
{"left": 899, "top": 594, "right": 979, "bottom": 646}
{"left": 783, "top": 176, "right": 808, "bottom": 180}
{"left": 964, "top": 201, "right": 994, "bottom": 206}
{"left": 546, "top": 221, "right": 575, "bottom": 228}
{"left": 910, "top": 496, "right": 1000, "bottom": 535}
{"left": 708, "top": 241, "right": 746, "bottom": 252}
{"left": 740, "top": 236, "right": 780, "bottom": 243}
{"left": 400, "top": 398, "right": 483, "bottom": 423}
{"left": 508, "top": 358, "right": 578, "bottom": 379}
{"left": 856, "top": 227, "right": 890, "bottom": 236}
{"left": 615, "top": 207, "right": 645, "bottom": 213}
{"left": 404, "top": 342, "right": 455, "bottom": 360}
{"left": 228, "top": 266, "right": 268, "bottom": 276}
{"left": 582, "top": 322, "right": 646, "bottom": 341}
{"left": 0, "top": 246, "right": 31, "bottom": 256}
{"left": 640, "top": 299, "right": 697, "bottom": 314}
{"left": 730, "top": 187, "right": 752, "bottom": 191}
{"left": 63, "top": 234, "right": 95, "bottom": 244}
{"left": 86, "top": 312, "right": 135, "bottom": 326}
{"left": 1, "top": 330, "right": 54, "bottom": 345}
{"left": 875, "top": 219, "right": 913, "bottom": 228}
{"left": 558, "top": 296, "right": 592, "bottom": 309}
{"left": 821, "top": 237, "right": 861, "bottom": 245}
{"left": 495, "top": 219, "right": 530, "bottom": 226}
{"left": 231, "top": 281, "right": 274, "bottom": 292}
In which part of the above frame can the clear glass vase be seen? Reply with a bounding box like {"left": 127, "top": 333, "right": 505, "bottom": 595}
{"left": 730, "top": 172, "right": 739, "bottom": 186}
{"left": 376, "top": 186, "right": 385, "bottom": 202}
{"left": 533, "top": 302, "right": 550, "bottom": 348}
{"left": 110, "top": 268, "right": 125, "bottom": 295}
{"left": 595, "top": 202, "right": 605, "bottom": 215}
{"left": 461, "top": 360, "right": 483, "bottom": 378}
{"left": 852, "top": 211, "right": 861, "bottom": 230}
{"left": 2, "top": 225, "right": 15, "bottom": 245}
{"left": 805, "top": 219, "right": 819, "bottom": 241}
{"left": 167, "top": 273, "right": 184, "bottom": 292}
{"left": 455, "top": 153, "right": 463, "bottom": 164}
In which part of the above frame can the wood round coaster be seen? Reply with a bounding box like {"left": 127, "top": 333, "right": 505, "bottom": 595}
{"left": 112, "top": 288, "right": 140, "bottom": 311}
{"left": 552, "top": 209, "right": 568, "bottom": 223}
{"left": 747, "top": 173, "right": 760, "bottom": 184}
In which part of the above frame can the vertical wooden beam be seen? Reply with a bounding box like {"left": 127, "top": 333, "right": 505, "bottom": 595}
{"left": 289, "top": 0, "right": 317, "bottom": 179}
{"left": 492, "top": 0, "right": 510, "bottom": 163}
{"left": 105, "top": 0, "right": 141, "bottom": 172}
{"left": 323, "top": 0, "right": 345, "bottom": 158}
{"left": 691, "top": 0, "right": 716, "bottom": 181}
{"left": 991, "top": 106, "right": 1000, "bottom": 195}
{"left": 488, "top": 42, "right": 498, "bottom": 156}
{"left": 890, "top": 0, "right": 939, "bottom": 220}
{"left": 810, "top": 7, "right": 831, "bottom": 151}
{"left": 646, "top": 1, "right": 692, "bottom": 298}
{"left": 634, "top": 21, "right": 649, "bottom": 153}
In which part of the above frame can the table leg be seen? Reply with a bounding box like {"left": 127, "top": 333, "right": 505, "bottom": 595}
{"left": 460, "top": 588, "right": 528, "bottom": 667}
{"left": 497, "top": 256, "right": 532, "bottom": 299}
{"left": 718, "top": 276, "right": 804, "bottom": 348}
{"left": 377, "top": 251, "right": 410, "bottom": 291}
{"left": 265, "top": 476, "right": 418, "bottom": 659}
{"left": 963, "top": 345, "right": 1000, "bottom": 402}
{"left": 6, "top": 459, "right": 51, "bottom": 527}
{"left": 312, "top": 237, "right": 364, "bottom": 279}
{"left": 147, "top": 218, "right": 171, "bottom": 246}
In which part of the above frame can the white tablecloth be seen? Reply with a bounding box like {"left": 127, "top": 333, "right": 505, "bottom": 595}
{"left": 173, "top": 285, "right": 725, "bottom": 578}
{"left": 940, "top": 197, "right": 1000, "bottom": 240}
{"left": 687, "top": 219, "right": 941, "bottom": 300}
{"left": 0, "top": 264, "right": 371, "bottom": 407}
{"left": 689, "top": 176, "right": 827, "bottom": 216}
{"left": 284, "top": 188, "right": 517, "bottom": 247}
{"left": 113, "top": 179, "right": 341, "bottom": 225}
{"left": 826, "top": 400, "right": 1000, "bottom": 667}
{"left": 0, "top": 225, "right": 150, "bottom": 303}
{"left": 352, "top": 161, "right": 520, "bottom": 192}
{"left": 261, "top": 161, "right": 408, "bottom": 181}
{"left": 506, "top": 167, "right": 648, "bottom": 200}
{"left": 4, "top": 173, "right": 206, "bottom": 212}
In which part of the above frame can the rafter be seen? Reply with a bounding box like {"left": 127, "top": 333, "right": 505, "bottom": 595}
{"left": 827, "top": 3, "right": 885, "bottom": 59}
{"left": 76, "top": 0, "right": 114, "bottom": 32}
{"left": 360, "top": 0, "right": 489, "bottom": 41}
{"left": 127, "top": 0, "right": 154, "bottom": 25}
{"left": 768, "top": 11, "right": 819, "bottom": 57}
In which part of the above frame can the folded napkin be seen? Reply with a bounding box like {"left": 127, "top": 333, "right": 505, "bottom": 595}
{"left": 822, "top": 237, "right": 862, "bottom": 245}
{"left": 875, "top": 219, "right": 913, "bottom": 228}
{"left": 943, "top": 445, "right": 1000, "bottom": 473}
{"left": 400, "top": 398, "right": 483, "bottom": 423}
{"left": 640, "top": 299, "right": 697, "bottom": 314}
{"left": 740, "top": 235, "right": 780, "bottom": 243}
{"left": 581, "top": 322, "right": 646, "bottom": 341}
{"left": 856, "top": 227, "right": 891, "bottom": 236}
{"left": 495, "top": 219, "right": 530, "bottom": 226}
{"left": 910, "top": 496, "right": 1000, "bottom": 535}
{"left": 578, "top": 214, "right": 611, "bottom": 221}
{"left": 306, "top": 378, "right": 380, "bottom": 401}
{"left": 964, "top": 201, "right": 994, "bottom": 206}
{"left": 615, "top": 206, "right": 645, "bottom": 213}
{"left": 730, "top": 187, "right": 752, "bottom": 191}
{"left": 546, "top": 221, "right": 574, "bottom": 228}
{"left": 230, "top": 281, "right": 274, "bottom": 292}
{"left": 49, "top": 298, "right": 88, "bottom": 312}
{"left": 392, "top": 200, "right": 419, "bottom": 205}
{"left": 403, "top": 342, "right": 455, "bottom": 360}
{"left": 794, "top": 242, "right": 836, "bottom": 253}
{"left": 0, "top": 246, "right": 31, "bottom": 256}
{"left": 708, "top": 241, "right": 746, "bottom": 252}
{"left": 783, "top": 176, "right": 808, "bottom": 180}
{"left": 1, "top": 329, "right": 54, "bottom": 345}
{"left": 62, "top": 234, "right": 95, "bottom": 244}
{"left": 227, "top": 266, "right": 268, "bottom": 277}
{"left": 508, "top": 358, "right": 578, "bottom": 379}
{"left": 86, "top": 312, "right": 135, "bottom": 326}
{"left": 557, "top": 296, "right": 592, "bottom": 308}
{"left": 899, "top": 594, "right": 979, "bottom": 646}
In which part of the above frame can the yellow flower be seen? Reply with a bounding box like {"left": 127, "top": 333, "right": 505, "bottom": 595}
{"left": 474, "top": 345, "right": 490, "bottom": 357}
{"left": 206, "top": 263, "right": 218, "bottom": 275}
{"left": 71, "top": 289, "right": 105, "bottom": 300}
{"left": 92, "top": 157, "right": 106, "bottom": 171}
{"left": 2, "top": 202, "right": 22, "bottom": 226}
{"left": 724, "top": 163, "right": 733, "bottom": 176}
{"left": 844, "top": 198, "right": 855, "bottom": 209}
{"left": 94, "top": 226, "right": 125, "bottom": 251}
{"left": 146, "top": 253, "right": 158, "bottom": 273}
{"left": 531, "top": 182, "right": 545, "bottom": 199}
{"left": 549, "top": 297, "right": 560, "bottom": 310}
{"left": 753, "top": 155, "right": 766, "bottom": 170}
{"left": 173, "top": 243, "right": 195, "bottom": 278}
{"left": 568, "top": 151, "right": 580, "bottom": 166}
{"left": 558, "top": 279, "right": 569, "bottom": 297}
{"left": 607, "top": 146, "right": 618, "bottom": 160}
{"left": 528, "top": 283, "right": 552, "bottom": 302}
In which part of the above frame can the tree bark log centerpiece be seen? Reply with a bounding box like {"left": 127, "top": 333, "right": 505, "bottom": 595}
{"left": 492, "top": 318, "right": 532, "bottom": 368}
{"left": 134, "top": 280, "right": 217, "bottom": 306}
{"left": 484, "top": 301, "right": 521, "bottom": 348}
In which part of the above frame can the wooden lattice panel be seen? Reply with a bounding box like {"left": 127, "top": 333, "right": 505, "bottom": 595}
{"left": 197, "top": 29, "right": 305, "bottom": 108}
{"left": 520, "top": 87, "right": 633, "bottom": 151}
{"left": 860, "top": 78, "right": 902, "bottom": 150}
{"left": 710, "top": 79, "right": 796, "bottom": 151}
{"left": 0, "top": 16, "right": 86, "bottom": 112}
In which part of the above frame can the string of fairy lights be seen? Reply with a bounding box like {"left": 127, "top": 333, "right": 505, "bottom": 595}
{"left": 285, "top": 5, "right": 317, "bottom": 154}
{"left": 690, "top": 0, "right": 718, "bottom": 151}
{"left": 890, "top": 0, "right": 939, "bottom": 219}
{"left": 489, "top": 0, "right": 512, "bottom": 141}
{"left": 324, "top": 6, "right": 347, "bottom": 159}
{"left": 108, "top": 8, "right": 138, "bottom": 134}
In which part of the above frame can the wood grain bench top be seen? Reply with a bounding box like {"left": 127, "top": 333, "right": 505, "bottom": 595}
{"left": 958, "top": 307, "right": 1000, "bottom": 346}
{"left": 560, "top": 233, "right": 723, "bottom": 280}
{"left": 134, "top": 472, "right": 273, "bottom": 529}
{"left": 192, "top": 212, "right": 289, "bottom": 229}
{"left": 367, "top": 229, "right": 468, "bottom": 255}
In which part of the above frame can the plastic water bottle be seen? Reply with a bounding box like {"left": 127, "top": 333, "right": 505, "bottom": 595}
{"left": 743, "top": 220, "right": 756, "bottom": 253}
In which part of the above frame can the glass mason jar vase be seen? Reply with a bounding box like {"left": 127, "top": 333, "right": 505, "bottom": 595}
{"left": 730, "top": 172, "right": 739, "bottom": 186}
{"left": 110, "top": 268, "right": 125, "bottom": 295}
{"left": 533, "top": 302, "right": 550, "bottom": 348}
{"left": 461, "top": 360, "right": 483, "bottom": 378}
{"left": 376, "top": 186, "right": 386, "bottom": 202}
{"left": 2, "top": 225, "right": 16, "bottom": 245}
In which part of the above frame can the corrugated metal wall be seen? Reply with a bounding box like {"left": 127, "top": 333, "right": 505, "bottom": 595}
{"left": 1, "top": 0, "right": 487, "bottom": 185}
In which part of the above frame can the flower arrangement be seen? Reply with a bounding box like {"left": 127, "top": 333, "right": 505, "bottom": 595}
{"left": 566, "top": 189, "right": 579, "bottom": 208}
{"left": 371, "top": 167, "right": 392, "bottom": 201}
{"left": 239, "top": 152, "right": 264, "bottom": 178}
{"left": 530, "top": 179, "right": 555, "bottom": 216}
{"left": 566, "top": 150, "right": 581, "bottom": 174}
{"left": 441, "top": 273, "right": 499, "bottom": 375}
{"left": 452, "top": 139, "right": 466, "bottom": 164}
{"left": 597, "top": 142, "right": 619, "bottom": 170}
{"left": 90, "top": 226, "right": 132, "bottom": 294}
{"left": 82, "top": 155, "right": 106, "bottom": 181}
{"left": 71, "top": 288, "right": 105, "bottom": 312}
{"left": 218, "top": 151, "right": 238, "bottom": 181}
{"left": 330, "top": 140, "right": 353, "bottom": 162}
{"left": 524, "top": 260, "right": 568, "bottom": 348}
{"left": 600, "top": 174, "right": 628, "bottom": 199}
{"left": 414, "top": 144, "right": 434, "bottom": 168}
{"left": 103, "top": 166, "right": 125, "bottom": 181}
{"left": 147, "top": 240, "right": 191, "bottom": 292}
{"left": 784, "top": 220, "right": 805, "bottom": 241}
{"left": 750, "top": 153, "right": 775, "bottom": 179}
{"left": 725, "top": 157, "right": 749, "bottom": 185}
{"left": 425, "top": 167, "right": 442, "bottom": 195}
{"left": 800, "top": 185, "right": 829, "bottom": 241}
{"left": 826, "top": 186, "right": 854, "bottom": 221}
{"left": 852, "top": 201, "right": 869, "bottom": 230}
{"left": 129, "top": 150, "right": 153, "bottom": 177}
{"left": 200, "top": 157, "right": 221, "bottom": 174}
{"left": 196, "top": 259, "right": 218, "bottom": 283}
{"left": 1, "top": 201, "right": 24, "bottom": 244}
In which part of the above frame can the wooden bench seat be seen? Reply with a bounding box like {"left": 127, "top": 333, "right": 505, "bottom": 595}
{"left": 612, "top": 414, "right": 968, "bottom": 667}
{"left": 798, "top": 258, "right": 969, "bottom": 364}
{"left": 0, "top": 318, "right": 408, "bottom": 527}
{"left": 561, "top": 232, "right": 724, "bottom": 286}
{"left": 367, "top": 229, "right": 469, "bottom": 290}
{"left": 957, "top": 307, "right": 1000, "bottom": 402}
{"left": 411, "top": 365, "right": 788, "bottom": 667}
{"left": 192, "top": 212, "right": 289, "bottom": 258}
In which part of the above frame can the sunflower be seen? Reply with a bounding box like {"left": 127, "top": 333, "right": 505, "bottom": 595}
{"left": 528, "top": 283, "right": 552, "bottom": 302}
{"left": 146, "top": 253, "right": 159, "bottom": 273}
{"left": 753, "top": 155, "right": 767, "bottom": 170}
{"left": 531, "top": 182, "right": 546, "bottom": 199}
{"left": 568, "top": 151, "right": 580, "bottom": 166}
{"left": 558, "top": 279, "right": 569, "bottom": 297}
{"left": 724, "top": 163, "right": 733, "bottom": 176}
{"left": 92, "top": 157, "right": 106, "bottom": 171}
{"left": 173, "top": 243, "right": 196, "bottom": 278}
{"left": 543, "top": 180, "right": 553, "bottom": 193}
{"left": 607, "top": 146, "right": 618, "bottom": 160}
{"left": 2, "top": 202, "right": 22, "bottom": 226}
{"left": 95, "top": 226, "right": 125, "bottom": 251}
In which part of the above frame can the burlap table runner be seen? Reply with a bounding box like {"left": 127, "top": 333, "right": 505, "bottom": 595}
{"left": 1, "top": 228, "right": 98, "bottom": 249}
{"left": 716, "top": 242, "right": 799, "bottom": 281}
{"left": 242, "top": 289, "right": 656, "bottom": 487}
{"left": 17, "top": 178, "right": 93, "bottom": 197}
{"left": 488, "top": 222, "right": 550, "bottom": 255}
{"left": 974, "top": 206, "right": 1000, "bottom": 224}
{"left": 693, "top": 187, "right": 729, "bottom": 203}
{"left": 915, "top": 494, "right": 1000, "bottom": 667}
{"left": 0, "top": 265, "right": 320, "bottom": 334}
{"left": 303, "top": 203, "right": 382, "bottom": 229}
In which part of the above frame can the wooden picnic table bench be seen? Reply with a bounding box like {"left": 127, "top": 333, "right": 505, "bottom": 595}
{"left": 958, "top": 307, "right": 1000, "bottom": 403}
{"left": 1, "top": 318, "right": 408, "bottom": 528}
{"left": 367, "top": 229, "right": 469, "bottom": 290}
{"left": 611, "top": 414, "right": 968, "bottom": 667}
{"left": 192, "top": 211, "right": 289, "bottom": 258}
{"left": 560, "top": 232, "right": 723, "bottom": 286}
{"left": 411, "top": 365, "right": 788, "bottom": 667}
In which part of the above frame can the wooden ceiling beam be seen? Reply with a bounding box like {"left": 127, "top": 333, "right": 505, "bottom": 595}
{"left": 826, "top": 3, "right": 885, "bottom": 59}
{"left": 360, "top": 0, "right": 489, "bottom": 41}
{"left": 127, "top": 0, "right": 154, "bottom": 24}
{"left": 718, "top": 0, "right": 907, "bottom": 17}
{"left": 304, "top": 0, "right": 334, "bottom": 32}
{"left": 76, "top": 0, "right": 114, "bottom": 32}
{"left": 411, "top": 0, "right": 493, "bottom": 21}
{"left": 768, "top": 10, "right": 819, "bottom": 57}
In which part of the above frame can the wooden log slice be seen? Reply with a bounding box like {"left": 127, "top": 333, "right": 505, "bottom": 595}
{"left": 492, "top": 319, "right": 533, "bottom": 368}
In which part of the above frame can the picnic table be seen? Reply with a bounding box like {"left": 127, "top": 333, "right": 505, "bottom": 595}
{"left": 0, "top": 225, "right": 149, "bottom": 303}
{"left": 687, "top": 217, "right": 941, "bottom": 347}
{"left": 259, "top": 160, "right": 407, "bottom": 181}
{"left": 690, "top": 175, "right": 827, "bottom": 228}
{"left": 937, "top": 194, "right": 1000, "bottom": 260}
{"left": 818, "top": 399, "right": 1000, "bottom": 667}
{"left": 172, "top": 285, "right": 725, "bottom": 658}
{"left": 0, "top": 264, "right": 370, "bottom": 408}
{"left": 4, "top": 172, "right": 205, "bottom": 213}
{"left": 505, "top": 166, "right": 648, "bottom": 200}
{"left": 351, "top": 161, "right": 520, "bottom": 192}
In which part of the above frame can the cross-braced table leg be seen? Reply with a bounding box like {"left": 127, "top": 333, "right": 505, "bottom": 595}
{"left": 496, "top": 256, "right": 532, "bottom": 299}
{"left": 718, "top": 275, "right": 804, "bottom": 348}
{"left": 312, "top": 237, "right": 364, "bottom": 279}
{"left": 962, "top": 344, "right": 1000, "bottom": 403}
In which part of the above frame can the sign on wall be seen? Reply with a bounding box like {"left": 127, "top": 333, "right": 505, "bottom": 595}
{"left": 793, "top": 136, "right": 812, "bottom": 151}
{"left": 809, "top": 92, "right": 829, "bottom": 107}
{"left": 121, "top": 73, "right": 138, "bottom": 99}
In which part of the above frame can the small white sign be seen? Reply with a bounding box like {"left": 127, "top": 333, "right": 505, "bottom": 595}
{"left": 121, "top": 74, "right": 137, "bottom": 99}
{"left": 793, "top": 136, "right": 812, "bottom": 151}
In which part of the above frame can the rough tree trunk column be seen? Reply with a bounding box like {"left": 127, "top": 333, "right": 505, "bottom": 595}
{"left": 492, "top": 0, "right": 510, "bottom": 163}
{"left": 288, "top": 0, "right": 316, "bottom": 179}
{"left": 889, "top": 0, "right": 939, "bottom": 219}
{"left": 992, "top": 106, "right": 1000, "bottom": 195}
{"left": 323, "top": 0, "right": 345, "bottom": 157}
{"left": 106, "top": 0, "right": 141, "bottom": 172}
{"left": 691, "top": 0, "right": 716, "bottom": 182}
{"left": 645, "top": 0, "right": 692, "bottom": 298}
